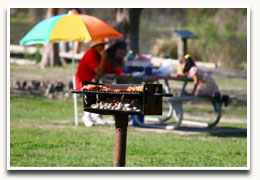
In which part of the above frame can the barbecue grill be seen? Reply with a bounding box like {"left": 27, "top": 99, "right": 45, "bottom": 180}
{"left": 71, "top": 81, "right": 171, "bottom": 167}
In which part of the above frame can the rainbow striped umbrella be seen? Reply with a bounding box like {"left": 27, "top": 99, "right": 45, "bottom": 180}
{"left": 20, "top": 14, "right": 122, "bottom": 45}
{"left": 20, "top": 13, "right": 122, "bottom": 126}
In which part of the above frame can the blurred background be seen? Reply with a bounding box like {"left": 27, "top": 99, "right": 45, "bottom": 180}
{"left": 10, "top": 8, "right": 247, "bottom": 69}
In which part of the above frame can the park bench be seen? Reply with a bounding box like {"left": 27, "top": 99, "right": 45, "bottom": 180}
{"left": 133, "top": 79, "right": 235, "bottom": 130}
{"left": 167, "top": 95, "right": 235, "bottom": 129}
{"left": 101, "top": 74, "right": 236, "bottom": 129}
{"left": 133, "top": 94, "right": 235, "bottom": 130}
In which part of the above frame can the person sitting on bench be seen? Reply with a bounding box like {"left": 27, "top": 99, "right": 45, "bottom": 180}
{"left": 172, "top": 54, "right": 219, "bottom": 97}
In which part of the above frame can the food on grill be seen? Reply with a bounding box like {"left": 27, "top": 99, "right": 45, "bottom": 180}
{"left": 82, "top": 84, "right": 144, "bottom": 92}
{"left": 73, "top": 83, "right": 164, "bottom": 115}
{"left": 74, "top": 82, "right": 163, "bottom": 115}
{"left": 82, "top": 84, "right": 100, "bottom": 90}
{"left": 113, "top": 89, "right": 128, "bottom": 92}
{"left": 82, "top": 84, "right": 108, "bottom": 91}
{"left": 100, "top": 86, "right": 113, "bottom": 91}
{"left": 127, "top": 85, "right": 144, "bottom": 92}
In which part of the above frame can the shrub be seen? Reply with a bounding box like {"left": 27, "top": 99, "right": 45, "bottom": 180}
{"left": 182, "top": 8, "right": 247, "bottom": 69}
{"left": 150, "top": 36, "right": 202, "bottom": 61}
{"left": 150, "top": 37, "right": 178, "bottom": 59}
{"left": 24, "top": 44, "right": 42, "bottom": 63}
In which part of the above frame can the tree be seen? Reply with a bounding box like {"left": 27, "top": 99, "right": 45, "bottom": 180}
{"left": 28, "top": 8, "right": 45, "bottom": 22}
{"left": 40, "top": 8, "right": 61, "bottom": 68}
{"left": 115, "top": 8, "right": 143, "bottom": 54}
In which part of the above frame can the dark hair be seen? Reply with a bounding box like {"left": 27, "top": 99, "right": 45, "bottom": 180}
{"left": 107, "top": 41, "right": 127, "bottom": 58}
{"left": 182, "top": 56, "right": 196, "bottom": 73}
{"left": 106, "top": 41, "right": 127, "bottom": 68}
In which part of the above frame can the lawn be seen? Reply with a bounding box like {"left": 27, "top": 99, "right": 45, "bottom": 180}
{"left": 10, "top": 63, "right": 247, "bottom": 121}
{"left": 10, "top": 93, "right": 247, "bottom": 167}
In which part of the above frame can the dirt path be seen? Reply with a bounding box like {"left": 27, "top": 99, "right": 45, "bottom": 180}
{"left": 133, "top": 125, "right": 247, "bottom": 136}
{"left": 102, "top": 117, "right": 247, "bottom": 135}
{"left": 183, "top": 113, "right": 247, "bottom": 124}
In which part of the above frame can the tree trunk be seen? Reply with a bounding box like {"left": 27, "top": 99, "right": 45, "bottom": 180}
{"left": 28, "top": 8, "right": 45, "bottom": 22}
{"left": 115, "top": 8, "right": 143, "bottom": 54}
{"left": 40, "top": 8, "right": 61, "bottom": 68}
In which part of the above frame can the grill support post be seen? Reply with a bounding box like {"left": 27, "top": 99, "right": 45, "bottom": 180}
{"left": 114, "top": 115, "right": 128, "bottom": 167}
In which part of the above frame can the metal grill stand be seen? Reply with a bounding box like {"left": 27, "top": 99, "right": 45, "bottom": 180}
{"left": 71, "top": 82, "right": 166, "bottom": 167}
{"left": 114, "top": 115, "right": 128, "bottom": 167}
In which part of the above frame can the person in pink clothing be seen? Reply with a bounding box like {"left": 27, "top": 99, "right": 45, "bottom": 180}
{"left": 173, "top": 55, "right": 219, "bottom": 97}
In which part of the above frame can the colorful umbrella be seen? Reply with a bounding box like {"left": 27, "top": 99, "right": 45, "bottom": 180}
{"left": 20, "top": 14, "right": 122, "bottom": 45}
{"left": 20, "top": 13, "right": 122, "bottom": 126}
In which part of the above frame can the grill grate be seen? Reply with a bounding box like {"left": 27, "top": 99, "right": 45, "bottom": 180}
{"left": 71, "top": 89, "right": 142, "bottom": 95}
{"left": 71, "top": 81, "right": 165, "bottom": 115}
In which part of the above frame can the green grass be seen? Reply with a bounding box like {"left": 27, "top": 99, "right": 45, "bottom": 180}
{"left": 215, "top": 77, "right": 247, "bottom": 92}
{"left": 10, "top": 63, "right": 76, "bottom": 83}
{"left": 10, "top": 94, "right": 247, "bottom": 167}
{"left": 181, "top": 100, "right": 247, "bottom": 119}
{"left": 127, "top": 131, "right": 246, "bottom": 167}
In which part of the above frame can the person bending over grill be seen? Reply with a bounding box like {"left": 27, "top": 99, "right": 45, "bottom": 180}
{"left": 75, "top": 40, "right": 127, "bottom": 127}
{"left": 172, "top": 54, "right": 219, "bottom": 97}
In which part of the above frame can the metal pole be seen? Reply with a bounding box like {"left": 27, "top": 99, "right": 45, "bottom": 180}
{"left": 183, "top": 38, "right": 187, "bottom": 55}
{"left": 178, "top": 81, "right": 188, "bottom": 96}
{"left": 114, "top": 115, "right": 128, "bottom": 167}
{"left": 72, "top": 42, "right": 78, "bottom": 126}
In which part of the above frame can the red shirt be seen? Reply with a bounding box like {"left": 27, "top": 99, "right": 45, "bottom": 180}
{"left": 75, "top": 47, "right": 112, "bottom": 90}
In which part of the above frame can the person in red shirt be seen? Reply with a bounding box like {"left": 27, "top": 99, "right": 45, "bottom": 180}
{"left": 75, "top": 39, "right": 127, "bottom": 126}
{"left": 75, "top": 39, "right": 112, "bottom": 90}
{"left": 75, "top": 40, "right": 127, "bottom": 89}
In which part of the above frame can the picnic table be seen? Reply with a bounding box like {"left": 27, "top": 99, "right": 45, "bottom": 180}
{"left": 100, "top": 74, "right": 226, "bottom": 129}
